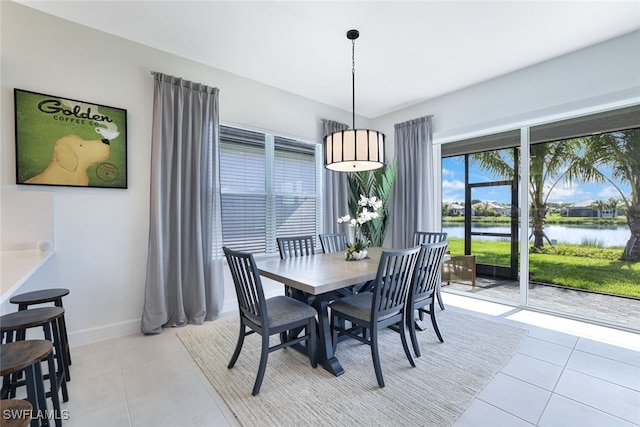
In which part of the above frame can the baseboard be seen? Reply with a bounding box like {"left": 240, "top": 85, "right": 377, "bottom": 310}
{"left": 68, "top": 318, "right": 140, "bottom": 348}
{"left": 67, "top": 296, "right": 271, "bottom": 348}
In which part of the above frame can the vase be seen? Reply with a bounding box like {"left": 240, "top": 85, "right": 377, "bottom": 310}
{"left": 346, "top": 248, "right": 368, "bottom": 261}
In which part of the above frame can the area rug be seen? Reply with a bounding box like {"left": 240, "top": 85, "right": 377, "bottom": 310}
{"left": 177, "top": 310, "right": 527, "bottom": 426}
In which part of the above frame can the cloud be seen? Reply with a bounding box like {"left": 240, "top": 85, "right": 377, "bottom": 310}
{"left": 546, "top": 182, "right": 589, "bottom": 202}
{"left": 442, "top": 179, "right": 465, "bottom": 191}
{"left": 597, "top": 186, "right": 624, "bottom": 199}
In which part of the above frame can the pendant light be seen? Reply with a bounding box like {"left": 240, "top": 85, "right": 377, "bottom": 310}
{"left": 324, "top": 29, "right": 385, "bottom": 172}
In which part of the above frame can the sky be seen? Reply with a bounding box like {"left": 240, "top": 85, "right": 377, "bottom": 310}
{"left": 441, "top": 156, "right": 631, "bottom": 206}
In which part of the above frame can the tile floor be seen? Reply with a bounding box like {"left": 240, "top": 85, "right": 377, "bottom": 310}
{"left": 27, "top": 293, "right": 640, "bottom": 426}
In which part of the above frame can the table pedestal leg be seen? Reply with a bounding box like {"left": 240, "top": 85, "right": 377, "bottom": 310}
{"left": 312, "top": 294, "right": 344, "bottom": 377}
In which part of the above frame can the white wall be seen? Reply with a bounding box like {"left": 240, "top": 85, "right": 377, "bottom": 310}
{"left": 373, "top": 30, "right": 640, "bottom": 150}
{"left": 0, "top": 2, "right": 362, "bottom": 345}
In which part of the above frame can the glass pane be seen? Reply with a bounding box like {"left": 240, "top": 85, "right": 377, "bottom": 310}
{"left": 274, "top": 137, "right": 316, "bottom": 194}
{"left": 220, "top": 142, "right": 265, "bottom": 192}
{"left": 470, "top": 186, "right": 514, "bottom": 269}
{"left": 275, "top": 196, "right": 317, "bottom": 241}
{"left": 442, "top": 147, "right": 519, "bottom": 304}
{"left": 527, "top": 130, "right": 640, "bottom": 328}
{"left": 221, "top": 194, "right": 267, "bottom": 253}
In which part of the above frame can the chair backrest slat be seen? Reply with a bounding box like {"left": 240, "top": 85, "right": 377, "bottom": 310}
{"left": 318, "top": 233, "right": 347, "bottom": 253}
{"left": 413, "top": 231, "right": 447, "bottom": 246}
{"left": 276, "top": 236, "right": 315, "bottom": 259}
{"left": 372, "top": 247, "right": 420, "bottom": 320}
{"left": 412, "top": 241, "right": 449, "bottom": 300}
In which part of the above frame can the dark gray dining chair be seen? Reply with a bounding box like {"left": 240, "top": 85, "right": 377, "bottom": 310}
{"left": 413, "top": 231, "right": 448, "bottom": 245}
{"left": 276, "top": 235, "right": 316, "bottom": 300}
{"left": 223, "top": 246, "right": 317, "bottom": 395}
{"left": 413, "top": 231, "right": 448, "bottom": 310}
{"left": 276, "top": 236, "right": 315, "bottom": 259}
{"left": 407, "top": 240, "right": 449, "bottom": 357}
{"left": 329, "top": 246, "right": 420, "bottom": 387}
{"left": 318, "top": 233, "right": 347, "bottom": 254}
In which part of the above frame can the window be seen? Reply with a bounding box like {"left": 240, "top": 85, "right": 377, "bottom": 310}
{"left": 219, "top": 125, "right": 322, "bottom": 255}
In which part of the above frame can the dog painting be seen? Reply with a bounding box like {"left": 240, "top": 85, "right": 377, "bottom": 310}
{"left": 25, "top": 135, "right": 111, "bottom": 186}
{"left": 15, "top": 89, "right": 127, "bottom": 188}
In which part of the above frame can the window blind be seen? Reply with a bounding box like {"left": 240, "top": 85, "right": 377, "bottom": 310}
{"left": 220, "top": 126, "right": 321, "bottom": 254}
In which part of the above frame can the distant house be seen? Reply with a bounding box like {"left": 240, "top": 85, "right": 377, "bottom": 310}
{"left": 563, "top": 200, "right": 597, "bottom": 217}
{"left": 471, "top": 201, "right": 506, "bottom": 216}
{"left": 450, "top": 203, "right": 467, "bottom": 216}
{"left": 563, "top": 200, "right": 624, "bottom": 217}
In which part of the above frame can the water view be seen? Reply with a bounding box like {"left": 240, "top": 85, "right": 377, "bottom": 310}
{"left": 442, "top": 223, "right": 630, "bottom": 248}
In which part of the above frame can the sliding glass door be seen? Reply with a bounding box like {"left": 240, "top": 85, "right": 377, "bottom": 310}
{"left": 441, "top": 104, "right": 640, "bottom": 330}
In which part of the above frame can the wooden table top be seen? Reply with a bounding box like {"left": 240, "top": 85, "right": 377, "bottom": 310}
{"left": 257, "top": 247, "right": 451, "bottom": 296}
{"left": 257, "top": 248, "right": 384, "bottom": 295}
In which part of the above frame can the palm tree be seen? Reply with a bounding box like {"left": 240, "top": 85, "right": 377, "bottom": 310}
{"left": 472, "top": 141, "right": 583, "bottom": 249}
{"left": 607, "top": 197, "right": 622, "bottom": 218}
{"left": 579, "top": 129, "right": 640, "bottom": 260}
{"left": 442, "top": 202, "right": 452, "bottom": 217}
{"left": 589, "top": 199, "right": 607, "bottom": 218}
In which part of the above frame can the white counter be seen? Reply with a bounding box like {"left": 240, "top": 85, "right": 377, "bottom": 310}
{"left": 0, "top": 250, "right": 55, "bottom": 305}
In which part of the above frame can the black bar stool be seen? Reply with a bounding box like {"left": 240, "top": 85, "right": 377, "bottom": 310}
{"left": 0, "top": 308, "right": 69, "bottom": 402}
{"left": 10, "top": 289, "right": 71, "bottom": 366}
{"left": 0, "top": 340, "right": 61, "bottom": 427}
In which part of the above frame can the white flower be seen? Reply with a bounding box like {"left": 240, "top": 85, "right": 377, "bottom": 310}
{"left": 370, "top": 197, "right": 383, "bottom": 210}
{"left": 337, "top": 215, "right": 351, "bottom": 224}
{"left": 336, "top": 194, "right": 384, "bottom": 247}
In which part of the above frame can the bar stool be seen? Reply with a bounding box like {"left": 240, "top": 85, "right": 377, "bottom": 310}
{"left": 10, "top": 289, "right": 71, "bottom": 366}
{"left": 0, "top": 340, "right": 61, "bottom": 427}
{"left": 0, "top": 308, "right": 69, "bottom": 402}
{"left": 1, "top": 399, "right": 33, "bottom": 427}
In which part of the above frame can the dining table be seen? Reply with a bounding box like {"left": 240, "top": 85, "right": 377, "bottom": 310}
{"left": 257, "top": 247, "right": 384, "bottom": 376}
{"left": 256, "top": 246, "right": 450, "bottom": 376}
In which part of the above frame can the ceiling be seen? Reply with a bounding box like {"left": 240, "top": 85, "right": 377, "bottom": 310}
{"left": 15, "top": 1, "right": 640, "bottom": 119}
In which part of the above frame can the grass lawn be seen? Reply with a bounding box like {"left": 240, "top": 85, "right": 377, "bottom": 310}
{"left": 446, "top": 237, "right": 640, "bottom": 298}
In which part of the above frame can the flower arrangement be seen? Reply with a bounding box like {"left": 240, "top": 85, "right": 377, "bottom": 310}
{"left": 337, "top": 195, "right": 383, "bottom": 261}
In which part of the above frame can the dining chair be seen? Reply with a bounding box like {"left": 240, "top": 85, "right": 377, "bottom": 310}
{"left": 276, "top": 236, "right": 315, "bottom": 259}
{"left": 318, "top": 233, "right": 347, "bottom": 254}
{"left": 407, "top": 240, "right": 449, "bottom": 357}
{"left": 329, "top": 246, "right": 420, "bottom": 387}
{"left": 413, "top": 231, "right": 447, "bottom": 245}
{"left": 413, "top": 231, "right": 448, "bottom": 310}
{"left": 223, "top": 247, "right": 318, "bottom": 396}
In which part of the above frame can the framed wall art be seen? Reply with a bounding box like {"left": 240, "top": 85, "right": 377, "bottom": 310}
{"left": 14, "top": 89, "right": 128, "bottom": 188}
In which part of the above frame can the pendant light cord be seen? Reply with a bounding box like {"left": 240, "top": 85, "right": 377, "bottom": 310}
{"left": 352, "top": 38, "right": 356, "bottom": 129}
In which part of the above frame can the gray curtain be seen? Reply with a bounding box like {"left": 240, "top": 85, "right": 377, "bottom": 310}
{"left": 141, "top": 73, "right": 224, "bottom": 334}
{"left": 391, "top": 115, "right": 435, "bottom": 248}
{"left": 322, "top": 119, "right": 350, "bottom": 233}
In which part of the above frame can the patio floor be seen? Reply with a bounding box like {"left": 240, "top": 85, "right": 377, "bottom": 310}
{"left": 444, "top": 277, "right": 640, "bottom": 331}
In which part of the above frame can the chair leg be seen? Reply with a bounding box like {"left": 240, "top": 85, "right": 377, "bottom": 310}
{"left": 408, "top": 307, "right": 421, "bottom": 358}
{"left": 436, "top": 283, "right": 445, "bottom": 310}
{"left": 370, "top": 327, "right": 385, "bottom": 388}
{"left": 252, "top": 334, "right": 270, "bottom": 396}
{"left": 399, "top": 318, "right": 416, "bottom": 368}
{"left": 228, "top": 324, "right": 246, "bottom": 369}
{"left": 430, "top": 302, "right": 444, "bottom": 343}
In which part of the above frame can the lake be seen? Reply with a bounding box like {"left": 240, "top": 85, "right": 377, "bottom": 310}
{"left": 442, "top": 223, "right": 630, "bottom": 248}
